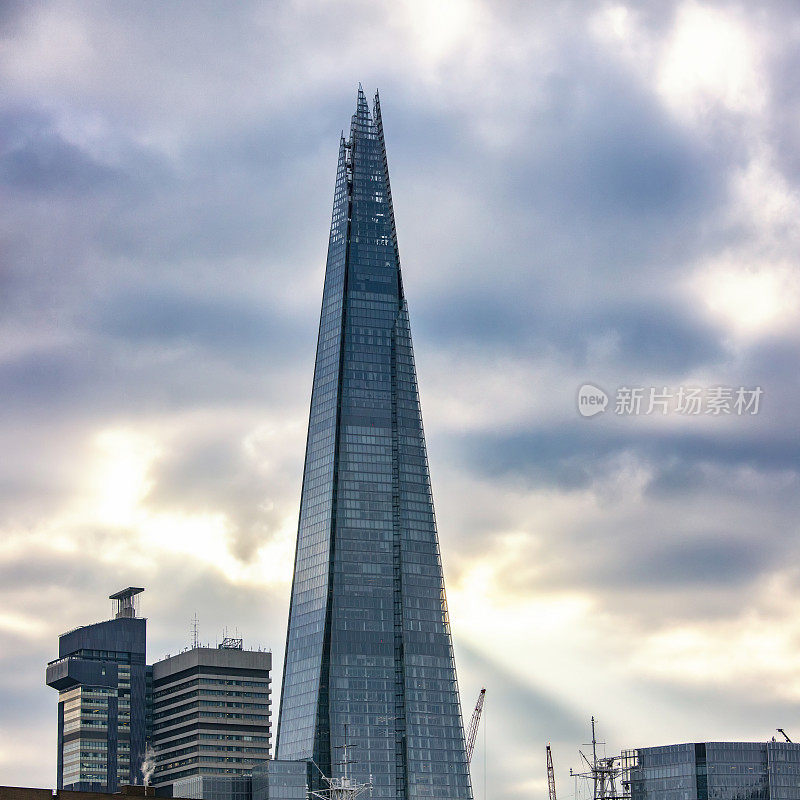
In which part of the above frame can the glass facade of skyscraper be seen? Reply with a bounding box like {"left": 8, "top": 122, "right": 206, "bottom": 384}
{"left": 276, "top": 89, "right": 472, "bottom": 800}
{"left": 629, "top": 741, "right": 800, "bottom": 799}
{"left": 172, "top": 775, "right": 253, "bottom": 800}
{"left": 252, "top": 759, "right": 308, "bottom": 800}
{"left": 767, "top": 742, "right": 800, "bottom": 799}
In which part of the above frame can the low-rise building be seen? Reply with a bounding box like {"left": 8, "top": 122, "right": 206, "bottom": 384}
{"left": 629, "top": 741, "right": 800, "bottom": 800}
{"left": 171, "top": 775, "right": 252, "bottom": 800}
{"left": 0, "top": 784, "right": 159, "bottom": 800}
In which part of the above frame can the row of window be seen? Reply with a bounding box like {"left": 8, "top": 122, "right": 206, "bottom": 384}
{"left": 154, "top": 731, "right": 269, "bottom": 751}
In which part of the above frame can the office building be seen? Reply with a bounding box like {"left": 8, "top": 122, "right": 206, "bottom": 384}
{"left": 629, "top": 741, "right": 800, "bottom": 800}
{"left": 45, "top": 588, "right": 148, "bottom": 792}
{"left": 150, "top": 640, "right": 271, "bottom": 791}
{"left": 171, "top": 776, "right": 251, "bottom": 800}
{"left": 276, "top": 88, "right": 473, "bottom": 799}
{"left": 251, "top": 760, "right": 307, "bottom": 800}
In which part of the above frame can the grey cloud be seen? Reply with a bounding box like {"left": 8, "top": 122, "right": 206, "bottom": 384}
{"left": 0, "top": 334, "right": 310, "bottom": 420}
{"left": 0, "top": 348, "right": 99, "bottom": 407}
{"left": 627, "top": 673, "right": 800, "bottom": 743}
{"left": 1, "top": 128, "right": 123, "bottom": 195}
{"left": 578, "top": 303, "right": 726, "bottom": 372}
{"left": 519, "top": 521, "right": 793, "bottom": 602}
{"left": 454, "top": 425, "right": 800, "bottom": 493}
{"left": 633, "top": 534, "right": 771, "bottom": 587}
{"left": 144, "top": 428, "right": 303, "bottom": 562}
{"left": 756, "top": 5, "right": 800, "bottom": 185}
{"left": 0, "top": 105, "right": 172, "bottom": 198}
{"left": 0, "top": 548, "right": 107, "bottom": 591}
{"left": 519, "top": 70, "right": 725, "bottom": 221}
{"left": 95, "top": 287, "right": 305, "bottom": 358}
{"left": 0, "top": 0, "right": 48, "bottom": 44}
{"left": 418, "top": 291, "right": 726, "bottom": 373}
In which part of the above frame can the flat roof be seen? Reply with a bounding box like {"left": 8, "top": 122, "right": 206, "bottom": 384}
{"left": 109, "top": 587, "right": 145, "bottom": 600}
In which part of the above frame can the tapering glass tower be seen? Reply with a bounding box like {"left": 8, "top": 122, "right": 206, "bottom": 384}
{"left": 276, "top": 88, "right": 472, "bottom": 800}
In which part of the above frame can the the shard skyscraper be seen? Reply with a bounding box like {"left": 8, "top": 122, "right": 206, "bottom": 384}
{"left": 276, "top": 89, "right": 473, "bottom": 800}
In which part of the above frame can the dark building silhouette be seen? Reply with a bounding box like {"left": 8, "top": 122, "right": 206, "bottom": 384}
{"left": 46, "top": 588, "right": 148, "bottom": 791}
{"left": 276, "top": 88, "right": 472, "bottom": 800}
{"left": 0, "top": 783, "right": 165, "bottom": 800}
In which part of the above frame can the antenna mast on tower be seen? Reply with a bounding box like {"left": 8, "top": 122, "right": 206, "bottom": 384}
{"left": 570, "top": 717, "right": 630, "bottom": 800}
{"left": 308, "top": 725, "right": 372, "bottom": 800}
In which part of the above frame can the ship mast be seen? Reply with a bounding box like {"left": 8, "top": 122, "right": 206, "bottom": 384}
{"left": 309, "top": 726, "right": 373, "bottom": 800}
{"left": 570, "top": 717, "right": 630, "bottom": 800}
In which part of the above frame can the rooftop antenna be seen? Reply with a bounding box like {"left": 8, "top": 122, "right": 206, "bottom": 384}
{"left": 191, "top": 613, "right": 199, "bottom": 649}
{"left": 592, "top": 716, "right": 598, "bottom": 799}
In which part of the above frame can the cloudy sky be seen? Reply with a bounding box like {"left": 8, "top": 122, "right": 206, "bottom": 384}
{"left": 2, "top": 1, "right": 800, "bottom": 797}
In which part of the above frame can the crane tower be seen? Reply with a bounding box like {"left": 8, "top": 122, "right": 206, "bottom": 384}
{"left": 546, "top": 744, "right": 558, "bottom": 800}
{"left": 466, "top": 688, "right": 486, "bottom": 764}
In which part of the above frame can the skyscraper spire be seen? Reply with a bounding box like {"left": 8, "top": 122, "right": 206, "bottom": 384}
{"left": 277, "top": 88, "right": 473, "bottom": 800}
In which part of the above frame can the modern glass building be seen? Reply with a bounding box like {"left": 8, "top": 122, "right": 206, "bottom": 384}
{"left": 629, "top": 741, "right": 800, "bottom": 800}
{"left": 172, "top": 775, "right": 252, "bottom": 800}
{"left": 276, "top": 88, "right": 472, "bottom": 800}
{"left": 251, "top": 760, "right": 308, "bottom": 800}
{"left": 45, "top": 588, "right": 148, "bottom": 791}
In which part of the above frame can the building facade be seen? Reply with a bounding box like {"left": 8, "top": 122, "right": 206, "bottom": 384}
{"left": 276, "top": 88, "right": 473, "bottom": 800}
{"left": 251, "top": 761, "right": 307, "bottom": 800}
{"left": 45, "top": 588, "right": 148, "bottom": 792}
{"left": 629, "top": 741, "right": 800, "bottom": 800}
{"left": 171, "top": 775, "right": 252, "bottom": 800}
{"left": 150, "top": 641, "right": 271, "bottom": 790}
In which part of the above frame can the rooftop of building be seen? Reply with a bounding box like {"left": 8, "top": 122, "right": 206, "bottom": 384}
{"left": 108, "top": 588, "right": 144, "bottom": 601}
{"left": 151, "top": 643, "right": 272, "bottom": 681}
{"left": 634, "top": 740, "right": 800, "bottom": 748}
{"left": 0, "top": 786, "right": 189, "bottom": 800}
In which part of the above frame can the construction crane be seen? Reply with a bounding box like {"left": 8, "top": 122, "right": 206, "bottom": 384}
{"left": 466, "top": 688, "right": 486, "bottom": 764}
{"left": 778, "top": 729, "right": 793, "bottom": 743}
{"left": 546, "top": 744, "right": 558, "bottom": 800}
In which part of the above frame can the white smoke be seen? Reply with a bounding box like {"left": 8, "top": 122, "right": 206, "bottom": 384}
{"left": 141, "top": 744, "right": 156, "bottom": 787}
